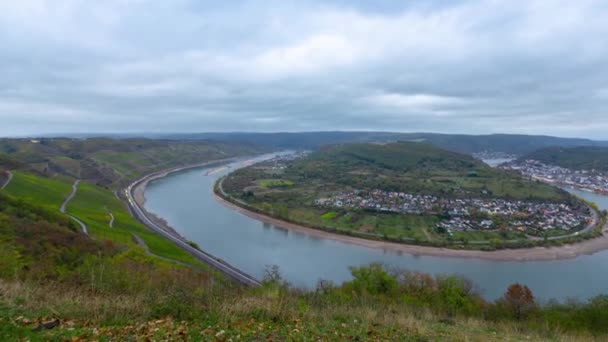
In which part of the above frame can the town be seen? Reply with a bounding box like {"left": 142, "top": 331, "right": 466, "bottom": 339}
{"left": 501, "top": 160, "right": 608, "bottom": 195}
{"left": 316, "top": 189, "right": 592, "bottom": 234}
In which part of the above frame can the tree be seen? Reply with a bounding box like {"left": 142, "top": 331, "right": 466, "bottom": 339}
{"left": 504, "top": 283, "right": 535, "bottom": 320}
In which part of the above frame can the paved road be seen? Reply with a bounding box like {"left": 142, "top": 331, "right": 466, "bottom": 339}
{"left": 1, "top": 170, "right": 12, "bottom": 190}
{"left": 108, "top": 212, "right": 114, "bottom": 227}
{"left": 525, "top": 205, "right": 600, "bottom": 242}
{"left": 125, "top": 161, "right": 261, "bottom": 287}
{"left": 60, "top": 180, "right": 88, "bottom": 235}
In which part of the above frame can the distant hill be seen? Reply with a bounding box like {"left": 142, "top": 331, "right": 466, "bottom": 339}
{"left": 519, "top": 146, "right": 608, "bottom": 171}
{"left": 311, "top": 141, "right": 480, "bottom": 173}
{"left": 290, "top": 141, "right": 568, "bottom": 201}
{"left": 161, "top": 132, "right": 608, "bottom": 155}
{"left": 224, "top": 141, "right": 569, "bottom": 204}
{"left": 408, "top": 133, "right": 608, "bottom": 155}
{"left": 0, "top": 138, "right": 267, "bottom": 187}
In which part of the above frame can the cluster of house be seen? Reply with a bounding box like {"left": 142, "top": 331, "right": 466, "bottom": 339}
{"left": 502, "top": 160, "right": 608, "bottom": 195}
{"left": 315, "top": 189, "right": 591, "bottom": 233}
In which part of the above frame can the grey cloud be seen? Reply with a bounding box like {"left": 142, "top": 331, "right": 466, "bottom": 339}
{"left": 0, "top": 0, "right": 607, "bottom": 138}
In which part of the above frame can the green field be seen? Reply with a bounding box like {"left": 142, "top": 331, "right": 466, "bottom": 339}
{"left": 259, "top": 179, "right": 295, "bottom": 188}
{"left": 3, "top": 170, "right": 203, "bottom": 267}
{"left": 4, "top": 171, "right": 72, "bottom": 210}
{"left": 286, "top": 207, "right": 439, "bottom": 241}
{"left": 66, "top": 181, "right": 202, "bottom": 265}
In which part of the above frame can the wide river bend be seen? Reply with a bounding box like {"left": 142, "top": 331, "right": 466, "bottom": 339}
{"left": 144, "top": 159, "right": 608, "bottom": 301}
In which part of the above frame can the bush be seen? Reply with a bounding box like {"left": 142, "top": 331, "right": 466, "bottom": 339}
{"left": 346, "top": 263, "right": 397, "bottom": 296}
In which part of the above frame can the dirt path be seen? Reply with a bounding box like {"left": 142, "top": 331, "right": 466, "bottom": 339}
{"left": 1, "top": 170, "right": 12, "bottom": 190}
{"left": 108, "top": 212, "right": 114, "bottom": 227}
{"left": 60, "top": 180, "right": 88, "bottom": 235}
{"left": 60, "top": 180, "right": 80, "bottom": 213}
{"left": 421, "top": 228, "right": 433, "bottom": 242}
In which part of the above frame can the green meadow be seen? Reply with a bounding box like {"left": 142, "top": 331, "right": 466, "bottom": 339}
{"left": 4, "top": 171, "right": 203, "bottom": 267}
{"left": 66, "top": 180, "right": 202, "bottom": 266}
{"left": 4, "top": 171, "right": 72, "bottom": 210}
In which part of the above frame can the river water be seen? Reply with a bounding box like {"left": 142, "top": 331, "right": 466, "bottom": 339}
{"left": 144, "top": 160, "right": 608, "bottom": 301}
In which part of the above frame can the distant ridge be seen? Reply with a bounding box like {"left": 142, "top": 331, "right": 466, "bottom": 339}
{"left": 518, "top": 146, "right": 608, "bottom": 171}
{"left": 160, "top": 132, "right": 608, "bottom": 155}
{"left": 17, "top": 131, "right": 608, "bottom": 155}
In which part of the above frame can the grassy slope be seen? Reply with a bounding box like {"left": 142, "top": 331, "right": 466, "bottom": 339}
{"left": 0, "top": 292, "right": 579, "bottom": 341}
{"left": 4, "top": 171, "right": 203, "bottom": 267}
{"left": 3, "top": 171, "right": 72, "bottom": 210}
{"left": 66, "top": 181, "right": 202, "bottom": 265}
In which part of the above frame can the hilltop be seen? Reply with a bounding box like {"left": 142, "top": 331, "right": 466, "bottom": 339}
{"left": 519, "top": 146, "right": 608, "bottom": 171}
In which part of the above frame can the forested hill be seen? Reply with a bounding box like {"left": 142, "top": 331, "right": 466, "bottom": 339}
{"left": 519, "top": 146, "right": 608, "bottom": 171}
{"left": 288, "top": 141, "right": 568, "bottom": 201}
{"left": 311, "top": 141, "right": 482, "bottom": 172}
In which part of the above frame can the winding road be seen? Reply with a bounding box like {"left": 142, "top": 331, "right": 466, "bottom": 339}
{"left": 125, "top": 160, "right": 262, "bottom": 287}
{"left": 60, "top": 180, "right": 88, "bottom": 235}
{"left": 1, "top": 170, "right": 12, "bottom": 190}
{"left": 525, "top": 204, "right": 600, "bottom": 242}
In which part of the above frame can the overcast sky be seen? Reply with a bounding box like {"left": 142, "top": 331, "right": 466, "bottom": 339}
{"left": 1, "top": 0, "right": 607, "bottom": 138}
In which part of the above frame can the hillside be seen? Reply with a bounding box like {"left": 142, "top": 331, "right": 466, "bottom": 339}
{"left": 0, "top": 138, "right": 267, "bottom": 187}
{"left": 162, "top": 131, "right": 608, "bottom": 154}
{"left": 519, "top": 146, "right": 608, "bottom": 171}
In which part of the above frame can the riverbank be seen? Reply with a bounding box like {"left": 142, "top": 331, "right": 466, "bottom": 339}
{"left": 130, "top": 159, "right": 237, "bottom": 238}
{"left": 214, "top": 182, "right": 608, "bottom": 262}
{"left": 127, "top": 157, "right": 272, "bottom": 286}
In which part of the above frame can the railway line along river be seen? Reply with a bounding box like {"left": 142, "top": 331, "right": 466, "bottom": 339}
{"left": 143, "top": 158, "right": 608, "bottom": 301}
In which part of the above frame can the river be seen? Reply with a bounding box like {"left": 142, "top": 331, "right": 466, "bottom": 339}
{"left": 144, "top": 160, "right": 608, "bottom": 302}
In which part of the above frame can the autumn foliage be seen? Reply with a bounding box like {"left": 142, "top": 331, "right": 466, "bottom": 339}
{"left": 504, "top": 283, "right": 536, "bottom": 319}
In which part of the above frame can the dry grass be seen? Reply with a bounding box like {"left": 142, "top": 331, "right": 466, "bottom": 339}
{"left": 1, "top": 279, "right": 602, "bottom": 341}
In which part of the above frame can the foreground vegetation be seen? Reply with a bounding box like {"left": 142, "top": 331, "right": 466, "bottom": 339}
{"left": 221, "top": 142, "right": 599, "bottom": 249}
{"left": 1, "top": 192, "right": 607, "bottom": 340}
